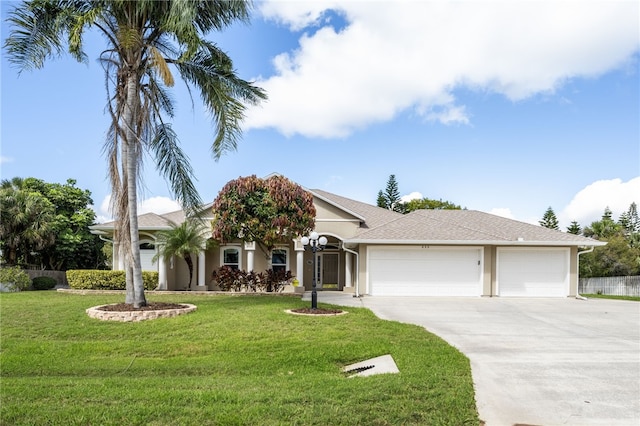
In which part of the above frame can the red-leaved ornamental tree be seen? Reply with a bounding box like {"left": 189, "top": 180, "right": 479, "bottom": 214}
{"left": 211, "top": 175, "right": 316, "bottom": 254}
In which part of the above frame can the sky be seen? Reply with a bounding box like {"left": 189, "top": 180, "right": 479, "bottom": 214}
{"left": 1, "top": 0, "right": 639, "bottom": 231}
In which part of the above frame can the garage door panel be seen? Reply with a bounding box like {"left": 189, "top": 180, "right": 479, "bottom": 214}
{"left": 498, "top": 248, "right": 569, "bottom": 297}
{"left": 369, "top": 247, "right": 482, "bottom": 296}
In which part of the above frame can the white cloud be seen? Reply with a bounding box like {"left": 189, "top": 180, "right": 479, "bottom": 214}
{"left": 247, "top": 0, "right": 639, "bottom": 138}
{"left": 94, "top": 195, "right": 181, "bottom": 224}
{"left": 559, "top": 177, "right": 640, "bottom": 228}
{"left": 401, "top": 191, "right": 423, "bottom": 203}
{"left": 137, "top": 196, "right": 182, "bottom": 215}
{"left": 426, "top": 105, "right": 470, "bottom": 126}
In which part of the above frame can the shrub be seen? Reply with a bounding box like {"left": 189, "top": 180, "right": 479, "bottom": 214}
{"left": 211, "top": 267, "right": 291, "bottom": 292}
{"left": 263, "top": 269, "right": 293, "bottom": 293}
{"left": 66, "top": 270, "right": 158, "bottom": 290}
{"left": 211, "top": 266, "right": 246, "bottom": 291}
{"left": 32, "top": 276, "right": 57, "bottom": 290}
{"left": 0, "top": 267, "right": 31, "bottom": 292}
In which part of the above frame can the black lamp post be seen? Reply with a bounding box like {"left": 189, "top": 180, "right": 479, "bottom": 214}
{"left": 301, "top": 232, "right": 328, "bottom": 309}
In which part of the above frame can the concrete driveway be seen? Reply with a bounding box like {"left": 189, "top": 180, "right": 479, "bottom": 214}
{"left": 307, "top": 293, "right": 640, "bottom": 426}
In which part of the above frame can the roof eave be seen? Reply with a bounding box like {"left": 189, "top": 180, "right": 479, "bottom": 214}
{"left": 344, "top": 239, "right": 607, "bottom": 247}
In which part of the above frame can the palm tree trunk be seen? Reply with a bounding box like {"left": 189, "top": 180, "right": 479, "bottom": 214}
{"left": 184, "top": 254, "right": 193, "bottom": 290}
{"left": 123, "top": 72, "right": 146, "bottom": 307}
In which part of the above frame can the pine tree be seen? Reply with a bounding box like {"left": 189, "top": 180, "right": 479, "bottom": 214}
{"left": 383, "top": 175, "right": 402, "bottom": 212}
{"left": 376, "top": 190, "right": 388, "bottom": 209}
{"left": 566, "top": 221, "right": 582, "bottom": 235}
{"left": 539, "top": 207, "right": 559, "bottom": 230}
{"left": 619, "top": 202, "right": 639, "bottom": 235}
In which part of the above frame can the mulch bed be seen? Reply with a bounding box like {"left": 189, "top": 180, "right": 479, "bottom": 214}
{"left": 289, "top": 307, "right": 344, "bottom": 315}
{"left": 96, "top": 302, "right": 187, "bottom": 312}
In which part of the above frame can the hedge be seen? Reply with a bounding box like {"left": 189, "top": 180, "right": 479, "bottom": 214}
{"left": 66, "top": 270, "right": 158, "bottom": 291}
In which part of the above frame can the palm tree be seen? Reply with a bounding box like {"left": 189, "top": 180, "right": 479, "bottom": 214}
{"left": 5, "top": 1, "right": 266, "bottom": 307}
{"left": 154, "top": 221, "right": 210, "bottom": 290}
{"left": 0, "top": 178, "right": 56, "bottom": 266}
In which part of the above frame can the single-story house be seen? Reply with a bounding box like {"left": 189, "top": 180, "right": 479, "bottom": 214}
{"left": 91, "top": 178, "right": 605, "bottom": 297}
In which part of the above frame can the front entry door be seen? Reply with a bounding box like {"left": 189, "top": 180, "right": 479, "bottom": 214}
{"left": 320, "top": 253, "right": 339, "bottom": 290}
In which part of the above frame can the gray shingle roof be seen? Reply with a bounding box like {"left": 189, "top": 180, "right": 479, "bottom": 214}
{"left": 91, "top": 183, "right": 603, "bottom": 247}
{"left": 348, "top": 209, "right": 604, "bottom": 246}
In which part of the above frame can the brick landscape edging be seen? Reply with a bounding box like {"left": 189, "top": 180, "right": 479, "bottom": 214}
{"left": 86, "top": 304, "right": 197, "bottom": 322}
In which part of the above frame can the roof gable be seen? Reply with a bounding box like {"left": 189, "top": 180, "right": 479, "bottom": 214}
{"left": 311, "top": 189, "right": 402, "bottom": 230}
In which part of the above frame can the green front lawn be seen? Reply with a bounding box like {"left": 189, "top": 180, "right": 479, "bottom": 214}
{"left": 583, "top": 294, "right": 640, "bottom": 302}
{"left": 0, "top": 292, "right": 479, "bottom": 425}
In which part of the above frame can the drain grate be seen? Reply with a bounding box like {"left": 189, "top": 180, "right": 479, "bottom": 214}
{"left": 343, "top": 365, "right": 375, "bottom": 375}
{"left": 342, "top": 354, "right": 399, "bottom": 378}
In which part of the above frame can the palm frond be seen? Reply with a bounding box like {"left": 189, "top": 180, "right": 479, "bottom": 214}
{"left": 175, "top": 42, "right": 266, "bottom": 159}
{"left": 5, "top": 0, "right": 71, "bottom": 71}
{"left": 148, "top": 123, "right": 203, "bottom": 218}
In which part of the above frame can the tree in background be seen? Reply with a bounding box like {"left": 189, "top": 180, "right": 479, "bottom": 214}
{"left": 211, "top": 175, "right": 315, "bottom": 257}
{"left": 403, "top": 198, "right": 462, "bottom": 213}
{"left": 566, "top": 221, "right": 582, "bottom": 235}
{"left": 376, "top": 191, "right": 388, "bottom": 210}
{"left": 539, "top": 207, "right": 559, "bottom": 230}
{"left": 618, "top": 202, "right": 639, "bottom": 247}
{"left": 583, "top": 207, "right": 621, "bottom": 240}
{"left": 0, "top": 177, "right": 105, "bottom": 270}
{"left": 6, "top": 1, "right": 266, "bottom": 307}
{"left": 0, "top": 178, "right": 55, "bottom": 266}
{"left": 579, "top": 234, "right": 640, "bottom": 277}
{"left": 154, "top": 221, "right": 210, "bottom": 290}
{"left": 377, "top": 174, "right": 462, "bottom": 213}
{"left": 579, "top": 204, "right": 640, "bottom": 277}
{"left": 377, "top": 175, "right": 402, "bottom": 212}
{"left": 23, "top": 178, "right": 105, "bottom": 270}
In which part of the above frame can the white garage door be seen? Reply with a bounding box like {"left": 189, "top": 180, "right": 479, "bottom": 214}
{"left": 368, "top": 246, "right": 482, "bottom": 296}
{"left": 497, "top": 248, "right": 569, "bottom": 297}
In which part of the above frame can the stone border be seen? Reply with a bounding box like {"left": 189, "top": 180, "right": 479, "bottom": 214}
{"left": 86, "top": 303, "right": 197, "bottom": 322}
{"left": 285, "top": 309, "right": 348, "bottom": 317}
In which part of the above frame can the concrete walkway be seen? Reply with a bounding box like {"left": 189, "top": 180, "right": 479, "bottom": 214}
{"left": 304, "top": 292, "right": 640, "bottom": 426}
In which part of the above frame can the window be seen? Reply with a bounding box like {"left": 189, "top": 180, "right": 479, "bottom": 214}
{"left": 271, "top": 248, "right": 288, "bottom": 274}
{"left": 221, "top": 246, "right": 241, "bottom": 270}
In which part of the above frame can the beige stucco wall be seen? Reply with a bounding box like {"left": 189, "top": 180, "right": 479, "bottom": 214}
{"left": 569, "top": 246, "right": 578, "bottom": 297}
{"left": 483, "top": 246, "right": 493, "bottom": 296}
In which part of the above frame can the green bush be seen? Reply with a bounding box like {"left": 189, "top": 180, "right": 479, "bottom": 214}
{"left": 66, "top": 270, "right": 158, "bottom": 290}
{"left": 31, "top": 276, "right": 57, "bottom": 290}
{"left": 0, "top": 267, "right": 31, "bottom": 292}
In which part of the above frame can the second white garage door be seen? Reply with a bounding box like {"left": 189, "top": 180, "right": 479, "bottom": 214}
{"left": 368, "top": 246, "right": 482, "bottom": 296}
{"left": 497, "top": 248, "right": 569, "bottom": 297}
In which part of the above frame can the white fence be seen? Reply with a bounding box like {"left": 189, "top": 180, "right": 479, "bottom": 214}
{"left": 579, "top": 276, "right": 640, "bottom": 297}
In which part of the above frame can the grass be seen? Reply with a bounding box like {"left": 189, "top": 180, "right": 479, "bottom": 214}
{"left": 583, "top": 293, "right": 640, "bottom": 302}
{"left": 0, "top": 292, "right": 479, "bottom": 425}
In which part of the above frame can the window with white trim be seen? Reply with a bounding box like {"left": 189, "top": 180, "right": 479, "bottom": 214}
{"left": 221, "top": 246, "right": 241, "bottom": 270}
{"left": 271, "top": 248, "right": 288, "bottom": 274}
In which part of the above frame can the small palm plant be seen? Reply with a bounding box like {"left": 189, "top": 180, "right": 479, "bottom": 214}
{"left": 154, "top": 221, "right": 210, "bottom": 290}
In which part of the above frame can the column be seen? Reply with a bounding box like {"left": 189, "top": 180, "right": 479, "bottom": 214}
{"left": 344, "top": 251, "right": 352, "bottom": 288}
{"left": 158, "top": 255, "right": 167, "bottom": 290}
{"left": 197, "top": 251, "right": 206, "bottom": 290}
{"left": 296, "top": 248, "right": 305, "bottom": 286}
{"left": 244, "top": 242, "right": 256, "bottom": 271}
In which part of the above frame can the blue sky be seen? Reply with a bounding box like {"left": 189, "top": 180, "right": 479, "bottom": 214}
{"left": 1, "top": 0, "right": 639, "bottom": 230}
